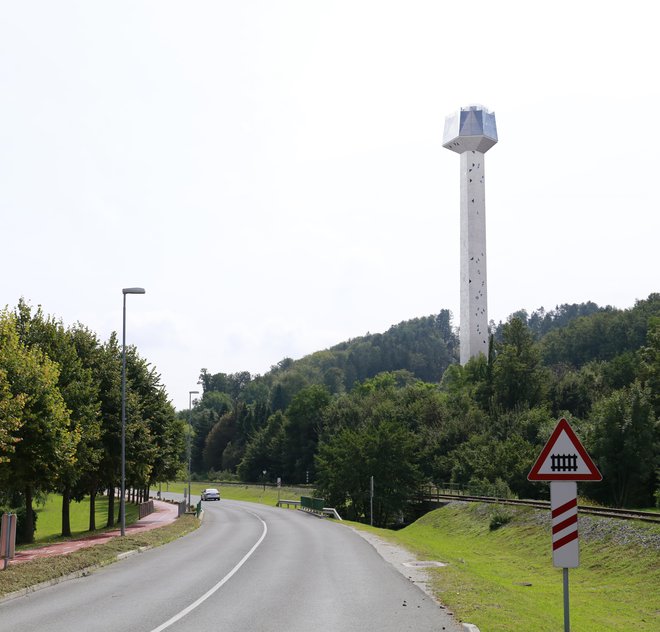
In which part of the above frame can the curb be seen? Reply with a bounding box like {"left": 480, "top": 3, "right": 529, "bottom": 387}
{"left": 116, "top": 545, "right": 151, "bottom": 560}
{"left": 1, "top": 567, "right": 97, "bottom": 604}
{"left": 462, "top": 624, "right": 481, "bottom": 632}
{"left": 0, "top": 547, "right": 148, "bottom": 605}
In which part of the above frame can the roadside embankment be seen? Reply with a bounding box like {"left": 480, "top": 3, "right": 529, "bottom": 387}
{"left": 348, "top": 500, "right": 660, "bottom": 632}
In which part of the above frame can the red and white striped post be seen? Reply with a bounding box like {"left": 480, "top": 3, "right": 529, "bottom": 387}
{"left": 551, "top": 481, "right": 579, "bottom": 568}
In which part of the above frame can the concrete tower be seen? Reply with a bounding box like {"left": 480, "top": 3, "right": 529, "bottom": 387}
{"left": 443, "top": 105, "right": 498, "bottom": 364}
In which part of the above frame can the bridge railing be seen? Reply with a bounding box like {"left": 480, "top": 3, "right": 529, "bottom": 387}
{"left": 300, "top": 496, "right": 325, "bottom": 513}
{"left": 417, "top": 482, "right": 518, "bottom": 500}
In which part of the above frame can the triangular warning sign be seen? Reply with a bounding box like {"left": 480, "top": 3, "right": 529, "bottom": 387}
{"left": 528, "top": 418, "right": 602, "bottom": 481}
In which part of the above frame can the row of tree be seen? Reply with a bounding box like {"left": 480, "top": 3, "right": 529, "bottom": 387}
{"left": 0, "top": 300, "right": 185, "bottom": 542}
{"left": 194, "top": 295, "right": 659, "bottom": 525}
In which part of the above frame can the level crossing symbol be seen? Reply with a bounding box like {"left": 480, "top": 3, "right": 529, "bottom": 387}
{"left": 528, "top": 418, "right": 602, "bottom": 482}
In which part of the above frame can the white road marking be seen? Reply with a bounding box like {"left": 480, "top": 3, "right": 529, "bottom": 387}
{"left": 149, "top": 509, "right": 268, "bottom": 632}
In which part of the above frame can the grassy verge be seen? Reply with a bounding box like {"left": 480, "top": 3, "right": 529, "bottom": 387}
{"left": 348, "top": 502, "right": 660, "bottom": 631}
{"left": 0, "top": 515, "right": 200, "bottom": 599}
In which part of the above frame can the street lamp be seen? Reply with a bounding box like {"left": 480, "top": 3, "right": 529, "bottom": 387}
{"left": 121, "top": 287, "right": 145, "bottom": 537}
{"left": 188, "top": 390, "right": 199, "bottom": 509}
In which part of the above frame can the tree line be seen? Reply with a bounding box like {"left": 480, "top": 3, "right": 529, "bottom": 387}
{"left": 0, "top": 300, "right": 185, "bottom": 543}
{"left": 194, "top": 294, "right": 659, "bottom": 526}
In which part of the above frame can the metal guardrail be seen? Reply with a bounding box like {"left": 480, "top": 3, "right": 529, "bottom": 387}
{"left": 323, "top": 507, "right": 343, "bottom": 521}
{"left": 276, "top": 499, "right": 301, "bottom": 508}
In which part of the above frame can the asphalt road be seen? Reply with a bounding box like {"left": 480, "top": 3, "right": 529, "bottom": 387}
{"left": 0, "top": 499, "right": 463, "bottom": 632}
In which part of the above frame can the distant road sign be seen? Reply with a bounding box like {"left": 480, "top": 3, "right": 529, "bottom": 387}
{"left": 528, "top": 418, "right": 602, "bottom": 481}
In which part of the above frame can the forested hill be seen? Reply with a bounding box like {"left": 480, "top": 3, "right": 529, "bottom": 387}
{"left": 192, "top": 293, "right": 659, "bottom": 517}
{"left": 200, "top": 309, "right": 458, "bottom": 405}
{"left": 198, "top": 300, "right": 617, "bottom": 407}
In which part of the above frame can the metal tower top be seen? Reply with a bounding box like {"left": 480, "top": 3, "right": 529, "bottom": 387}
{"left": 443, "top": 105, "right": 498, "bottom": 154}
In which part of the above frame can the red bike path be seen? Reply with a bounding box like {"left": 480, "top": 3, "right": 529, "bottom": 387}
{"left": 8, "top": 500, "right": 180, "bottom": 566}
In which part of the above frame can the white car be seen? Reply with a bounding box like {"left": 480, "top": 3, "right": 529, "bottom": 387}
{"left": 201, "top": 488, "right": 221, "bottom": 501}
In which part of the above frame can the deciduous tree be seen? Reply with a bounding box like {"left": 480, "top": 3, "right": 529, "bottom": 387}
{"left": 0, "top": 310, "right": 75, "bottom": 542}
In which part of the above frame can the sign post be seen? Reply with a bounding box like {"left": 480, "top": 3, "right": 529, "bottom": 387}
{"left": 528, "top": 419, "right": 602, "bottom": 631}
{"left": 370, "top": 476, "right": 374, "bottom": 527}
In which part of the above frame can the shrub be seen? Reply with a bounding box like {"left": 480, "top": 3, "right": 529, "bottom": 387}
{"left": 489, "top": 508, "right": 513, "bottom": 531}
{"left": 468, "top": 477, "right": 515, "bottom": 499}
{"left": 207, "top": 469, "right": 239, "bottom": 483}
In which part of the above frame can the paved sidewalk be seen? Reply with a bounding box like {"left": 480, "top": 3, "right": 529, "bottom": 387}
{"left": 8, "top": 500, "right": 180, "bottom": 566}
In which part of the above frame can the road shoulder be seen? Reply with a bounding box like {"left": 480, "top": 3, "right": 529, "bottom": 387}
{"left": 347, "top": 525, "right": 480, "bottom": 632}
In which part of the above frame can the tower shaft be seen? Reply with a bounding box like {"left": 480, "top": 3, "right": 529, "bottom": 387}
{"left": 443, "top": 104, "right": 497, "bottom": 365}
{"left": 460, "top": 150, "right": 488, "bottom": 364}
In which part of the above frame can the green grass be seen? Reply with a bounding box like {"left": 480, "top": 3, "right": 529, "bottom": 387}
{"left": 166, "top": 481, "right": 311, "bottom": 507}
{"left": 0, "top": 515, "right": 199, "bottom": 599}
{"left": 29, "top": 495, "right": 138, "bottom": 545}
{"left": 349, "top": 503, "right": 660, "bottom": 631}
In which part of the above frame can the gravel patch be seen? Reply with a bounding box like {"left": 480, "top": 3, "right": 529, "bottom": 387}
{"left": 447, "top": 499, "right": 660, "bottom": 551}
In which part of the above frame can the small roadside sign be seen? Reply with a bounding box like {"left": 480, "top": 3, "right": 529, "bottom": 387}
{"left": 528, "top": 418, "right": 602, "bottom": 481}
{"left": 1, "top": 512, "right": 17, "bottom": 570}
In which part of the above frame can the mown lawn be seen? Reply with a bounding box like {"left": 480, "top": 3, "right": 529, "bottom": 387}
{"left": 165, "top": 481, "right": 311, "bottom": 506}
{"left": 29, "top": 495, "right": 138, "bottom": 545}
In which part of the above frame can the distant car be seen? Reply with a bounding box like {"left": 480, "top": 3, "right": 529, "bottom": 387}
{"left": 201, "top": 488, "right": 220, "bottom": 501}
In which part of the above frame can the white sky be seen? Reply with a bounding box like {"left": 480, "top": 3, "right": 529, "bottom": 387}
{"left": 1, "top": 1, "right": 658, "bottom": 410}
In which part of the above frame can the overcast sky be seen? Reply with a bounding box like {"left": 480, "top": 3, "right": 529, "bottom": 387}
{"left": 1, "top": 1, "right": 658, "bottom": 410}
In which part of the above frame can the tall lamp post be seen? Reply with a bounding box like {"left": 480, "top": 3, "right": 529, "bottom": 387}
{"left": 188, "top": 390, "right": 199, "bottom": 510}
{"left": 121, "top": 287, "right": 145, "bottom": 537}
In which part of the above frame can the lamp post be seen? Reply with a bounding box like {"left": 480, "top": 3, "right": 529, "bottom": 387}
{"left": 120, "top": 287, "right": 145, "bottom": 537}
{"left": 188, "top": 390, "right": 199, "bottom": 510}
